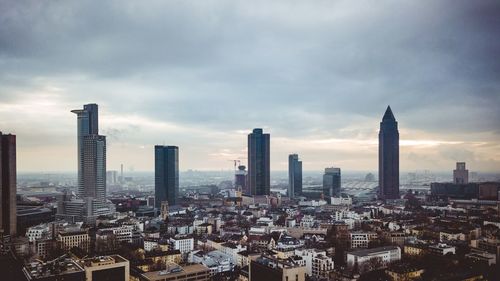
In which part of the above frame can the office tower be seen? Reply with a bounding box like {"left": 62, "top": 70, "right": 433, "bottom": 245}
{"left": 120, "top": 164, "right": 124, "bottom": 183}
{"left": 378, "top": 106, "right": 400, "bottom": 200}
{"left": 155, "top": 146, "right": 179, "bottom": 208}
{"left": 453, "top": 162, "right": 469, "bottom": 184}
{"left": 323, "top": 167, "right": 341, "bottom": 198}
{"left": 235, "top": 165, "right": 247, "bottom": 193}
{"left": 106, "top": 171, "right": 117, "bottom": 185}
{"left": 247, "top": 128, "right": 270, "bottom": 196}
{"left": 288, "top": 154, "right": 302, "bottom": 197}
{"left": 0, "top": 132, "right": 17, "bottom": 236}
{"left": 71, "top": 104, "right": 112, "bottom": 222}
{"left": 71, "top": 104, "right": 102, "bottom": 197}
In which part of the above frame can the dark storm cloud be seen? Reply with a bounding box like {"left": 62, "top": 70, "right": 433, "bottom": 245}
{"left": 0, "top": 0, "right": 499, "bottom": 171}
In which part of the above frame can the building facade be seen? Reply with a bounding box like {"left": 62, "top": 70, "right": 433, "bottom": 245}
{"left": 378, "top": 106, "right": 400, "bottom": 200}
{"left": 81, "top": 255, "right": 129, "bottom": 281}
{"left": 453, "top": 162, "right": 469, "bottom": 184}
{"left": 323, "top": 167, "right": 341, "bottom": 198}
{"left": 0, "top": 132, "right": 16, "bottom": 236}
{"left": 71, "top": 104, "right": 112, "bottom": 223}
{"left": 247, "top": 129, "right": 270, "bottom": 196}
{"left": 288, "top": 154, "right": 302, "bottom": 198}
{"left": 347, "top": 246, "right": 401, "bottom": 271}
{"left": 155, "top": 145, "right": 179, "bottom": 207}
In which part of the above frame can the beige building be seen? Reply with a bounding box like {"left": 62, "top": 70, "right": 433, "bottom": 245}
{"left": 57, "top": 230, "right": 90, "bottom": 252}
{"left": 249, "top": 255, "right": 306, "bottom": 281}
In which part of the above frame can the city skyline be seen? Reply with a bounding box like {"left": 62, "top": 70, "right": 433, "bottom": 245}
{"left": 1, "top": 1, "right": 499, "bottom": 173}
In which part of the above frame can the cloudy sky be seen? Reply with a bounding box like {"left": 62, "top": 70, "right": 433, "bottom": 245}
{"left": 1, "top": 0, "right": 499, "bottom": 173}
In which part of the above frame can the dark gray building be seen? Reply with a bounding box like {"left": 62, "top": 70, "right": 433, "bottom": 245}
{"left": 0, "top": 132, "right": 16, "bottom": 236}
{"left": 235, "top": 165, "right": 247, "bottom": 193}
{"left": 323, "top": 167, "right": 341, "bottom": 198}
{"left": 155, "top": 145, "right": 179, "bottom": 207}
{"left": 288, "top": 154, "right": 302, "bottom": 197}
{"left": 247, "top": 128, "right": 270, "bottom": 196}
{"left": 378, "top": 106, "right": 400, "bottom": 200}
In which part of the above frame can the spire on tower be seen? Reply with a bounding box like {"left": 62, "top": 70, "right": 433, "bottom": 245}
{"left": 382, "top": 105, "right": 396, "bottom": 121}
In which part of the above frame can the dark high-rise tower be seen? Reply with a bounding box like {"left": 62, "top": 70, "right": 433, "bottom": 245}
{"left": 155, "top": 145, "right": 179, "bottom": 207}
{"left": 378, "top": 106, "right": 400, "bottom": 200}
{"left": 288, "top": 154, "right": 302, "bottom": 197}
{"left": 0, "top": 132, "right": 16, "bottom": 236}
{"left": 248, "top": 128, "right": 270, "bottom": 196}
{"left": 323, "top": 167, "right": 341, "bottom": 198}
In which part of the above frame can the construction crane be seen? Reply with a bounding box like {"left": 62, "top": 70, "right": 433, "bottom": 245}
{"left": 227, "top": 160, "right": 241, "bottom": 171}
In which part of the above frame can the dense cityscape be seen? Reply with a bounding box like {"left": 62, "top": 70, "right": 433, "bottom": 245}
{"left": 0, "top": 102, "right": 499, "bottom": 281}
{"left": 1, "top": 1, "right": 500, "bottom": 281}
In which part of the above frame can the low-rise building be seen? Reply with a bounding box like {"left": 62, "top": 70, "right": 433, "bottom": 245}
{"left": 249, "top": 255, "right": 306, "bottom": 281}
{"left": 349, "top": 232, "right": 377, "bottom": 248}
{"left": 294, "top": 248, "right": 334, "bottom": 279}
{"left": 26, "top": 224, "right": 50, "bottom": 242}
{"left": 347, "top": 246, "right": 401, "bottom": 272}
{"left": 57, "top": 230, "right": 90, "bottom": 253}
{"left": 428, "top": 243, "right": 456, "bottom": 256}
{"left": 139, "top": 263, "right": 211, "bottom": 281}
{"left": 80, "top": 255, "right": 130, "bottom": 281}
{"left": 386, "top": 264, "right": 425, "bottom": 281}
{"left": 169, "top": 236, "right": 194, "bottom": 255}
{"left": 23, "top": 256, "right": 85, "bottom": 281}
{"left": 404, "top": 244, "right": 426, "bottom": 256}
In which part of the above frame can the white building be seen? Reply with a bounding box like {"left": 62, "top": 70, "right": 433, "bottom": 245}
{"left": 330, "top": 195, "right": 352, "bottom": 206}
{"left": 294, "top": 249, "right": 334, "bottom": 278}
{"left": 96, "top": 225, "right": 134, "bottom": 243}
{"left": 169, "top": 236, "right": 194, "bottom": 254}
{"left": 428, "top": 243, "right": 456, "bottom": 256}
{"left": 347, "top": 246, "right": 401, "bottom": 270}
{"left": 190, "top": 250, "right": 233, "bottom": 275}
{"left": 219, "top": 242, "right": 246, "bottom": 265}
{"left": 300, "top": 215, "right": 315, "bottom": 228}
{"left": 26, "top": 224, "right": 50, "bottom": 242}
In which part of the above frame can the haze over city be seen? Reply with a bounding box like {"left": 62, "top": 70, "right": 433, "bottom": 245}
{"left": 1, "top": 0, "right": 499, "bottom": 172}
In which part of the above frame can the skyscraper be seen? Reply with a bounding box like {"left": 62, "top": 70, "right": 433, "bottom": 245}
{"left": 71, "top": 104, "right": 101, "bottom": 198}
{"left": 323, "top": 167, "right": 341, "bottom": 198}
{"left": 0, "top": 132, "right": 17, "bottom": 236}
{"left": 71, "top": 104, "right": 111, "bottom": 222}
{"left": 247, "top": 128, "right": 270, "bottom": 196}
{"left": 378, "top": 106, "right": 400, "bottom": 200}
{"left": 155, "top": 145, "right": 179, "bottom": 207}
{"left": 288, "top": 154, "right": 302, "bottom": 197}
{"left": 453, "top": 162, "right": 469, "bottom": 184}
{"left": 235, "top": 165, "right": 247, "bottom": 193}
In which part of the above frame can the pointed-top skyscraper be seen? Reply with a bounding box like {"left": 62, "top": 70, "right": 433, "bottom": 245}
{"left": 379, "top": 106, "right": 399, "bottom": 200}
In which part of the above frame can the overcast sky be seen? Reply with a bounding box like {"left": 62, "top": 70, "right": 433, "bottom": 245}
{"left": 1, "top": 0, "right": 499, "bottom": 173}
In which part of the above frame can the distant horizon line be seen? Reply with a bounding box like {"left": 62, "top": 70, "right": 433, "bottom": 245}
{"left": 16, "top": 169, "right": 500, "bottom": 174}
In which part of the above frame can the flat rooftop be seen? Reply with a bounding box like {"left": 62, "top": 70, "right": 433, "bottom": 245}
{"left": 82, "top": 255, "right": 127, "bottom": 267}
{"left": 142, "top": 264, "right": 209, "bottom": 281}
{"left": 348, "top": 246, "right": 399, "bottom": 257}
{"left": 24, "top": 258, "right": 84, "bottom": 279}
